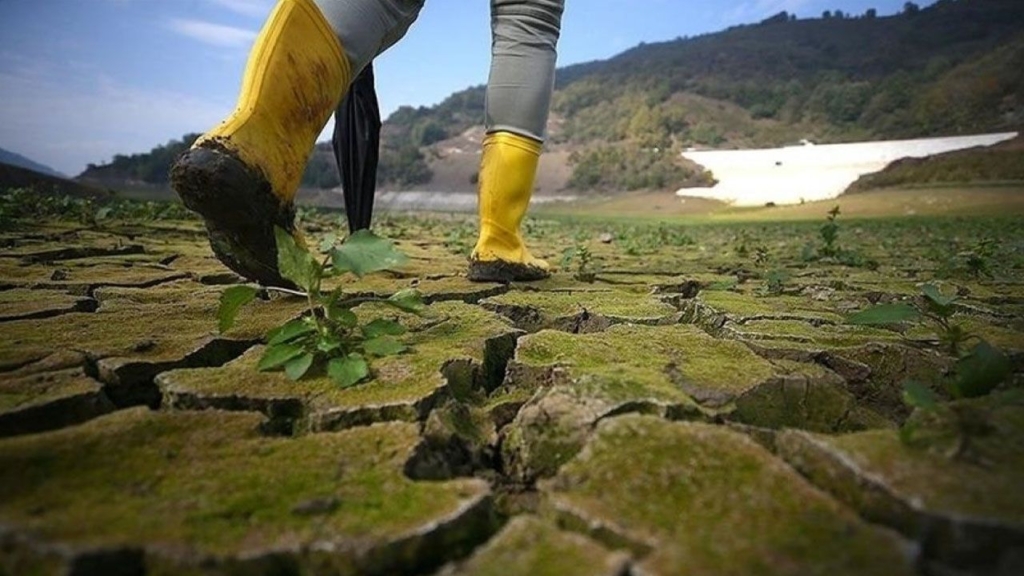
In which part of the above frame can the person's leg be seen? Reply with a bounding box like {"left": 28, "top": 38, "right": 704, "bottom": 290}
{"left": 469, "top": 0, "right": 565, "bottom": 283}
{"left": 171, "top": 0, "right": 423, "bottom": 287}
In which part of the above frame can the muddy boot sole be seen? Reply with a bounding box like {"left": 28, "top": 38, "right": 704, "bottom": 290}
{"left": 467, "top": 259, "right": 551, "bottom": 283}
{"left": 170, "top": 145, "right": 297, "bottom": 289}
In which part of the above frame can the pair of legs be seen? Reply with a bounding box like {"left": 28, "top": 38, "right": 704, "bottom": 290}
{"left": 170, "top": 0, "right": 565, "bottom": 286}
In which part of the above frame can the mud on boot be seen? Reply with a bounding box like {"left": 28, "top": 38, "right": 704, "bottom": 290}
{"left": 171, "top": 145, "right": 298, "bottom": 288}
{"left": 467, "top": 258, "right": 550, "bottom": 283}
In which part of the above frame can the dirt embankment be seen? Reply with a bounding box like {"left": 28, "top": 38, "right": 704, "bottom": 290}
{"left": 845, "top": 132, "right": 1024, "bottom": 193}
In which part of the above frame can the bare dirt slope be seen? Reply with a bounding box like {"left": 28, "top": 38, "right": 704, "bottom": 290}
{"left": 411, "top": 126, "right": 575, "bottom": 196}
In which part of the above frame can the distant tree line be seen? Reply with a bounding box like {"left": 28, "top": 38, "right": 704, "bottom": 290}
{"left": 82, "top": 134, "right": 200, "bottom": 184}
{"left": 81, "top": 133, "right": 440, "bottom": 191}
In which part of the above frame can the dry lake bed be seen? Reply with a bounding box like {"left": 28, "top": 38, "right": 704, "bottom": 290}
{"left": 1, "top": 191, "right": 1023, "bottom": 575}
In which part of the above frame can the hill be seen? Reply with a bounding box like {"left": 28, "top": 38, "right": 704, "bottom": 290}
{"left": 80, "top": 0, "right": 1024, "bottom": 196}
{"left": 78, "top": 134, "right": 200, "bottom": 189}
{"left": 0, "top": 147, "right": 65, "bottom": 179}
{"left": 845, "top": 131, "right": 1024, "bottom": 192}
{"left": 384, "top": 0, "right": 1024, "bottom": 192}
{"left": 0, "top": 161, "right": 113, "bottom": 200}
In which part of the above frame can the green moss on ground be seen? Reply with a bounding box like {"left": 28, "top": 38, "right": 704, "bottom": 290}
{"left": 158, "top": 302, "right": 517, "bottom": 431}
{"left": 544, "top": 415, "right": 913, "bottom": 575}
{"left": 0, "top": 289, "right": 93, "bottom": 320}
{"left": 482, "top": 289, "right": 678, "bottom": 325}
{"left": 512, "top": 324, "right": 775, "bottom": 405}
{"left": 0, "top": 285, "right": 305, "bottom": 370}
{"left": 732, "top": 375, "right": 859, "bottom": 433}
{"left": 727, "top": 319, "right": 899, "bottom": 348}
{"left": 0, "top": 408, "right": 489, "bottom": 570}
{"left": 0, "top": 369, "right": 102, "bottom": 413}
{"left": 0, "top": 258, "right": 189, "bottom": 291}
{"left": 779, "top": 393, "right": 1024, "bottom": 526}
{"left": 444, "top": 515, "right": 628, "bottom": 576}
{"left": 699, "top": 291, "right": 844, "bottom": 322}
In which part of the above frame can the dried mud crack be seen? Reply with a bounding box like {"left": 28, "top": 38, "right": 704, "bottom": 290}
{"left": 2, "top": 212, "right": 1023, "bottom": 575}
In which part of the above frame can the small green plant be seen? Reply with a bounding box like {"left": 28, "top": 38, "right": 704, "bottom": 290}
{"left": 753, "top": 245, "right": 770, "bottom": 267}
{"left": 523, "top": 217, "right": 553, "bottom": 239}
{"left": 444, "top": 223, "right": 474, "bottom": 256}
{"left": 561, "top": 243, "right": 598, "bottom": 283}
{"left": 734, "top": 230, "right": 752, "bottom": 257}
{"left": 748, "top": 244, "right": 789, "bottom": 296}
{"left": 218, "top": 227, "right": 424, "bottom": 388}
{"left": 846, "top": 283, "right": 970, "bottom": 355}
{"left": 903, "top": 341, "right": 1012, "bottom": 409}
{"left": 759, "top": 269, "right": 791, "bottom": 296}
{"left": 804, "top": 206, "right": 879, "bottom": 268}
{"left": 847, "top": 282, "right": 1014, "bottom": 457}
{"left": 962, "top": 237, "right": 997, "bottom": 279}
{"left": 850, "top": 283, "right": 1013, "bottom": 458}
{"left": 819, "top": 205, "right": 842, "bottom": 258}
{"left": 899, "top": 341, "right": 1011, "bottom": 460}
{"left": 0, "top": 187, "right": 195, "bottom": 226}
{"left": 655, "top": 223, "right": 695, "bottom": 247}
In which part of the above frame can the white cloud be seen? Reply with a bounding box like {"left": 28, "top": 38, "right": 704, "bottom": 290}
{"left": 167, "top": 18, "right": 256, "bottom": 48}
{"left": 207, "top": 0, "right": 274, "bottom": 18}
{"left": 0, "top": 59, "right": 230, "bottom": 175}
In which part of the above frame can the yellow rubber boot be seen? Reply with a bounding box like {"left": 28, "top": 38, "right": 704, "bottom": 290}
{"left": 468, "top": 132, "right": 551, "bottom": 283}
{"left": 170, "top": 0, "right": 349, "bottom": 287}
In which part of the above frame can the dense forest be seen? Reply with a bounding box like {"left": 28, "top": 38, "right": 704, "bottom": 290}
{"left": 80, "top": 0, "right": 1024, "bottom": 192}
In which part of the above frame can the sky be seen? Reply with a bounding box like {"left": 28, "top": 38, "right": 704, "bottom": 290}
{"left": 0, "top": 0, "right": 934, "bottom": 176}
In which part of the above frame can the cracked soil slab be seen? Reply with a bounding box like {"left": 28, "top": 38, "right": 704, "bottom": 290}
{"left": 0, "top": 408, "right": 493, "bottom": 576}
{"left": 542, "top": 415, "right": 915, "bottom": 575}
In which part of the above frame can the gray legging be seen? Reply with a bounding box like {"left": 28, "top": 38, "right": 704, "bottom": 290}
{"left": 312, "top": 0, "right": 564, "bottom": 141}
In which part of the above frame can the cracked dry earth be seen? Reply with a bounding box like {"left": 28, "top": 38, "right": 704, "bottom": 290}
{"left": 1, "top": 212, "right": 1023, "bottom": 576}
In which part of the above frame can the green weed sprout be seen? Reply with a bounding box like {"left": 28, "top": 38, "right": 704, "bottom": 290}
{"left": 847, "top": 283, "right": 972, "bottom": 355}
{"left": 561, "top": 243, "right": 598, "bottom": 283}
{"left": 759, "top": 269, "right": 791, "bottom": 296}
{"left": 819, "top": 205, "right": 842, "bottom": 258}
{"left": 898, "top": 342, "right": 1011, "bottom": 461}
{"left": 963, "top": 237, "right": 997, "bottom": 279}
{"left": 218, "top": 227, "right": 424, "bottom": 388}
{"left": 748, "top": 244, "right": 789, "bottom": 296}
{"left": 802, "top": 205, "right": 877, "bottom": 269}
{"left": 847, "top": 283, "right": 1012, "bottom": 457}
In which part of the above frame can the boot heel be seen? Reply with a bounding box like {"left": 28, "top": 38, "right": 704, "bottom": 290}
{"left": 171, "top": 146, "right": 298, "bottom": 288}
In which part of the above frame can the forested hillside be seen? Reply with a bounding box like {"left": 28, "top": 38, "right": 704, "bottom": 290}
{"left": 80, "top": 0, "right": 1024, "bottom": 193}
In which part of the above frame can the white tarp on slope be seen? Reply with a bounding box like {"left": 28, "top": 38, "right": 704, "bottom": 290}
{"left": 676, "top": 132, "right": 1018, "bottom": 206}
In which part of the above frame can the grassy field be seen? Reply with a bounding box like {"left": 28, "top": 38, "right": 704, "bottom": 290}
{"left": 540, "top": 184, "right": 1024, "bottom": 223}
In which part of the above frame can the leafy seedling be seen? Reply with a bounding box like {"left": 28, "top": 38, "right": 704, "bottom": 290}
{"left": 846, "top": 283, "right": 972, "bottom": 355}
{"left": 879, "top": 292, "right": 1014, "bottom": 459}
{"left": 734, "top": 231, "right": 752, "bottom": 257}
{"left": 748, "top": 242, "right": 790, "bottom": 296}
{"left": 962, "top": 237, "right": 997, "bottom": 279}
{"left": 899, "top": 342, "right": 1010, "bottom": 461}
{"left": 819, "top": 205, "right": 841, "bottom": 258}
{"left": 218, "top": 227, "right": 424, "bottom": 388}
{"left": 444, "top": 225, "right": 473, "bottom": 256}
{"left": 561, "top": 243, "right": 598, "bottom": 283}
{"left": 758, "top": 269, "right": 791, "bottom": 296}
{"left": 803, "top": 205, "right": 873, "bottom": 267}
{"left": 753, "top": 245, "right": 771, "bottom": 267}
